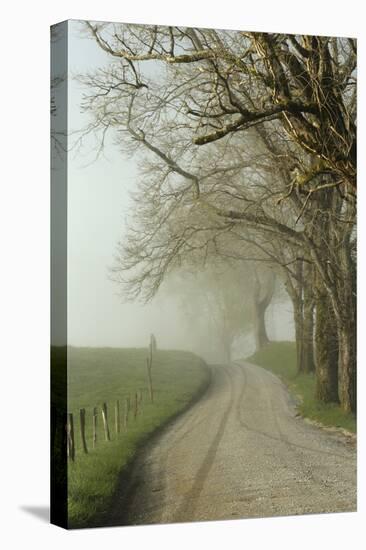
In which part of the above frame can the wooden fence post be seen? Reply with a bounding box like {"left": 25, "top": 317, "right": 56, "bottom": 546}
{"left": 134, "top": 391, "right": 138, "bottom": 420}
{"left": 115, "top": 400, "right": 120, "bottom": 434}
{"left": 124, "top": 396, "right": 130, "bottom": 431}
{"left": 101, "top": 402, "right": 111, "bottom": 441}
{"left": 147, "top": 357, "right": 154, "bottom": 403}
{"left": 92, "top": 407, "right": 97, "bottom": 448}
{"left": 79, "top": 408, "right": 88, "bottom": 454}
{"left": 150, "top": 333, "right": 157, "bottom": 352}
{"left": 149, "top": 337, "right": 153, "bottom": 366}
{"left": 67, "top": 412, "right": 75, "bottom": 461}
{"left": 139, "top": 388, "right": 143, "bottom": 415}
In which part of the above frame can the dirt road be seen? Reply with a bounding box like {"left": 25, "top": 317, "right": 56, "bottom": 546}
{"left": 114, "top": 362, "right": 356, "bottom": 525}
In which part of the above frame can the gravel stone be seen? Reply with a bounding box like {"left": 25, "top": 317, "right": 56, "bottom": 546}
{"left": 118, "top": 362, "right": 356, "bottom": 525}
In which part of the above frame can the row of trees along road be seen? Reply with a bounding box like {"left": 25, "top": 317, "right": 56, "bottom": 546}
{"left": 80, "top": 25, "right": 357, "bottom": 413}
{"left": 167, "top": 263, "right": 276, "bottom": 365}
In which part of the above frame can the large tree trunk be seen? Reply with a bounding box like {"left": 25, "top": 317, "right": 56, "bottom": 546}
{"left": 253, "top": 270, "right": 274, "bottom": 352}
{"left": 293, "top": 296, "right": 304, "bottom": 373}
{"left": 301, "top": 275, "right": 315, "bottom": 374}
{"left": 284, "top": 261, "right": 315, "bottom": 375}
{"left": 291, "top": 291, "right": 315, "bottom": 375}
{"left": 337, "top": 321, "right": 356, "bottom": 413}
{"left": 312, "top": 263, "right": 356, "bottom": 411}
{"left": 314, "top": 290, "right": 339, "bottom": 403}
{"left": 253, "top": 299, "right": 270, "bottom": 351}
{"left": 309, "top": 222, "right": 356, "bottom": 412}
{"left": 304, "top": 187, "right": 356, "bottom": 410}
{"left": 336, "top": 243, "right": 356, "bottom": 413}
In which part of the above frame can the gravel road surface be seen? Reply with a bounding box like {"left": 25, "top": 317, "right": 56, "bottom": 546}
{"left": 114, "top": 362, "right": 356, "bottom": 525}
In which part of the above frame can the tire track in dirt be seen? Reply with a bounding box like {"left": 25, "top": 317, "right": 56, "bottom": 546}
{"left": 111, "top": 361, "right": 356, "bottom": 525}
{"left": 234, "top": 363, "right": 350, "bottom": 459}
{"left": 171, "top": 367, "right": 235, "bottom": 522}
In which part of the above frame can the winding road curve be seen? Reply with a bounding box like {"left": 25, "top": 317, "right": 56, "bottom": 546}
{"left": 113, "top": 362, "right": 356, "bottom": 525}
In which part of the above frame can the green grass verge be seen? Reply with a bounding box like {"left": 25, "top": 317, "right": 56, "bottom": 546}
{"left": 53, "top": 347, "right": 210, "bottom": 528}
{"left": 246, "top": 341, "right": 356, "bottom": 434}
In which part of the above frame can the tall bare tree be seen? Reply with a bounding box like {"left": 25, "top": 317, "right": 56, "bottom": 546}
{"left": 80, "top": 23, "right": 356, "bottom": 412}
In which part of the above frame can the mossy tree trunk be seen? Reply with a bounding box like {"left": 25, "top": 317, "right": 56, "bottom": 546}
{"left": 314, "top": 288, "right": 339, "bottom": 403}
{"left": 284, "top": 260, "right": 315, "bottom": 375}
{"left": 306, "top": 188, "right": 356, "bottom": 412}
{"left": 253, "top": 270, "right": 275, "bottom": 352}
{"left": 293, "top": 297, "right": 304, "bottom": 373}
{"left": 301, "top": 266, "right": 315, "bottom": 374}
{"left": 253, "top": 299, "right": 270, "bottom": 351}
{"left": 336, "top": 243, "right": 356, "bottom": 413}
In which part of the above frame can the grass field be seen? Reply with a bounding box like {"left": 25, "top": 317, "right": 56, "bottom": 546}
{"left": 246, "top": 342, "right": 356, "bottom": 434}
{"left": 52, "top": 346, "right": 210, "bottom": 528}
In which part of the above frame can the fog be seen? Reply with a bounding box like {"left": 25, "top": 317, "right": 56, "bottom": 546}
{"left": 63, "top": 21, "right": 295, "bottom": 360}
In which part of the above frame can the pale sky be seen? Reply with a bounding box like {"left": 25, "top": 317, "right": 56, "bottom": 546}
{"left": 64, "top": 20, "right": 294, "bottom": 355}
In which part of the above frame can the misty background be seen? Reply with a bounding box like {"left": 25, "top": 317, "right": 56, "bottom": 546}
{"left": 66, "top": 21, "right": 294, "bottom": 359}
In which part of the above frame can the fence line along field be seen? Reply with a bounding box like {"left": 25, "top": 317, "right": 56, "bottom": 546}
{"left": 51, "top": 342, "right": 210, "bottom": 528}
{"left": 65, "top": 337, "right": 155, "bottom": 460}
